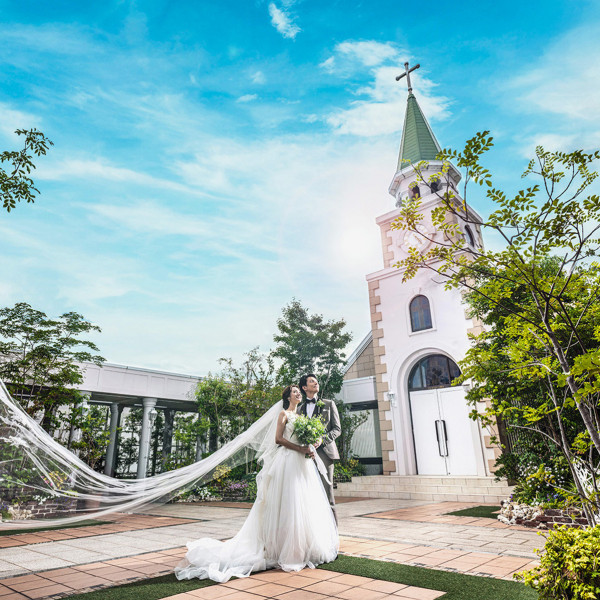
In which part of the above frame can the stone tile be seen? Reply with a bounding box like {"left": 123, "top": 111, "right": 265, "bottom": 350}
{"left": 333, "top": 587, "right": 388, "bottom": 600}
{"left": 275, "top": 590, "right": 329, "bottom": 600}
{"left": 21, "top": 583, "right": 72, "bottom": 599}
{"left": 360, "top": 580, "right": 408, "bottom": 594}
{"left": 303, "top": 581, "right": 352, "bottom": 596}
{"left": 184, "top": 585, "right": 238, "bottom": 599}
{"left": 0, "top": 576, "right": 43, "bottom": 586}
{"left": 295, "top": 569, "right": 342, "bottom": 581}
{"left": 209, "top": 592, "right": 264, "bottom": 600}
{"left": 328, "top": 574, "right": 373, "bottom": 586}
{"left": 250, "top": 571, "right": 300, "bottom": 584}
{"left": 222, "top": 578, "right": 267, "bottom": 591}
{"left": 273, "top": 575, "right": 316, "bottom": 589}
{"left": 249, "top": 582, "right": 295, "bottom": 597}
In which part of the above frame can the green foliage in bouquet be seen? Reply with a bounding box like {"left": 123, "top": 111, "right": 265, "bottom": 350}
{"left": 293, "top": 415, "right": 326, "bottom": 454}
{"left": 515, "top": 525, "right": 600, "bottom": 599}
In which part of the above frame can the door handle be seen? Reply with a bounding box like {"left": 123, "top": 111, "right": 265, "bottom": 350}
{"left": 435, "top": 420, "right": 449, "bottom": 457}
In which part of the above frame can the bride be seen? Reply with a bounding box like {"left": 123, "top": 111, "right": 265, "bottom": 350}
{"left": 175, "top": 385, "right": 339, "bottom": 583}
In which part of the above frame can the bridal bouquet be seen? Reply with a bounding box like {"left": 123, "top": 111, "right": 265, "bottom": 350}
{"left": 293, "top": 415, "right": 326, "bottom": 458}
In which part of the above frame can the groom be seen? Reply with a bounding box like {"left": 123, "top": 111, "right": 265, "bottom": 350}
{"left": 298, "top": 373, "right": 341, "bottom": 524}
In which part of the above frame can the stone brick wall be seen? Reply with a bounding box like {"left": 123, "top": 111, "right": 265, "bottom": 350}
{"left": 344, "top": 338, "right": 376, "bottom": 380}
{"left": 368, "top": 279, "right": 395, "bottom": 475}
{"left": 24, "top": 498, "right": 78, "bottom": 519}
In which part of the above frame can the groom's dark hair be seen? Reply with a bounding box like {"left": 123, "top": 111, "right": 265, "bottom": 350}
{"left": 299, "top": 373, "right": 318, "bottom": 395}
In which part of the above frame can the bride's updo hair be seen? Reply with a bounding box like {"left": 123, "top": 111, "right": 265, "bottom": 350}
{"left": 282, "top": 385, "right": 299, "bottom": 410}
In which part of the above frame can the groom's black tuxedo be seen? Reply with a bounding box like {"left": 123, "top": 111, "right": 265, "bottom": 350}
{"left": 299, "top": 397, "right": 341, "bottom": 523}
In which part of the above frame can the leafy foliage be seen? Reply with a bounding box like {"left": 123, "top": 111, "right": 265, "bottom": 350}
{"left": 335, "top": 402, "right": 369, "bottom": 465}
{"left": 272, "top": 299, "right": 352, "bottom": 398}
{"left": 195, "top": 349, "right": 280, "bottom": 463}
{"left": 1, "top": 129, "right": 53, "bottom": 212}
{"left": 71, "top": 405, "right": 111, "bottom": 470}
{"left": 293, "top": 414, "right": 327, "bottom": 447}
{"left": 516, "top": 525, "right": 600, "bottom": 599}
{"left": 333, "top": 457, "right": 365, "bottom": 483}
{"left": 394, "top": 134, "right": 600, "bottom": 523}
{"left": 0, "top": 302, "right": 104, "bottom": 432}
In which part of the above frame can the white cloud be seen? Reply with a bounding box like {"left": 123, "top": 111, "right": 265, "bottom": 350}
{"left": 335, "top": 40, "right": 400, "bottom": 67}
{"left": 321, "top": 51, "right": 451, "bottom": 137}
{"left": 0, "top": 102, "right": 41, "bottom": 138}
{"left": 268, "top": 3, "right": 300, "bottom": 39}
{"left": 320, "top": 57, "right": 335, "bottom": 73}
{"left": 320, "top": 40, "right": 403, "bottom": 76}
{"left": 237, "top": 93, "right": 258, "bottom": 103}
{"left": 251, "top": 71, "right": 266, "bottom": 84}
{"left": 517, "top": 131, "right": 600, "bottom": 159}
{"left": 35, "top": 158, "right": 199, "bottom": 195}
{"left": 512, "top": 25, "right": 600, "bottom": 122}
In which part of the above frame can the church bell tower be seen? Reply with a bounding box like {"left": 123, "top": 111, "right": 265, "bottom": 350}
{"left": 365, "top": 63, "right": 494, "bottom": 478}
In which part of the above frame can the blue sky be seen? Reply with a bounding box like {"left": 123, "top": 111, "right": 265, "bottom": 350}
{"left": 1, "top": 0, "right": 599, "bottom": 375}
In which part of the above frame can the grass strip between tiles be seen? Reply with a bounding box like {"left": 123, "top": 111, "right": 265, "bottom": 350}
{"left": 60, "top": 573, "right": 214, "bottom": 600}
{"left": 63, "top": 554, "right": 536, "bottom": 600}
{"left": 320, "top": 555, "right": 536, "bottom": 599}
{"left": 444, "top": 505, "right": 501, "bottom": 519}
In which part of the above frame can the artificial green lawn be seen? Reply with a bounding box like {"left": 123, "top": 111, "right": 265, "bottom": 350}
{"left": 65, "top": 573, "right": 214, "bottom": 600}
{"left": 445, "top": 505, "right": 500, "bottom": 519}
{"left": 63, "top": 554, "right": 536, "bottom": 600}
{"left": 321, "top": 554, "right": 536, "bottom": 600}
{"left": 0, "top": 519, "right": 111, "bottom": 536}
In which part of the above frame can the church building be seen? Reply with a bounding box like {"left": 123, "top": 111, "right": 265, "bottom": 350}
{"left": 338, "top": 65, "right": 511, "bottom": 502}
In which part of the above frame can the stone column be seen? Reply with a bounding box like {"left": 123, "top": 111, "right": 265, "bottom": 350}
{"left": 104, "top": 401, "right": 123, "bottom": 476}
{"left": 137, "top": 397, "right": 157, "bottom": 479}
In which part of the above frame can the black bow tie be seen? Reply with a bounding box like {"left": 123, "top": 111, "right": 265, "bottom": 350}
{"left": 306, "top": 399, "right": 316, "bottom": 404}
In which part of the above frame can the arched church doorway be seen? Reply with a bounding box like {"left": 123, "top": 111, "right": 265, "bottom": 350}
{"left": 408, "top": 354, "right": 478, "bottom": 475}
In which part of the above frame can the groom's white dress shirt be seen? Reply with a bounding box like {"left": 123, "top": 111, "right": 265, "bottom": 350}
{"left": 306, "top": 395, "right": 317, "bottom": 418}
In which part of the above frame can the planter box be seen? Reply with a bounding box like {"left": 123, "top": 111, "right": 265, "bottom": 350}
{"left": 499, "top": 499, "right": 588, "bottom": 529}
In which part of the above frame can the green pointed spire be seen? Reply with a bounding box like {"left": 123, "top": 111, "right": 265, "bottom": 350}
{"left": 397, "top": 93, "right": 441, "bottom": 170}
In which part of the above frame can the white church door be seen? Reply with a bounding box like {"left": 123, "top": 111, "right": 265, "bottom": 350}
{"left": 408, "top": 355, "right": 478, "bottom": 476}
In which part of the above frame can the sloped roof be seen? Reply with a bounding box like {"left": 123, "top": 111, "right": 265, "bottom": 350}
{"left": 397, "top": 93, "right": 442, "bottom": 169}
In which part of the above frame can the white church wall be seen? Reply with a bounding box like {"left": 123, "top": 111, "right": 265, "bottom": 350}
{"left": 368, "top": 264, "right": 487, "bottom": 476}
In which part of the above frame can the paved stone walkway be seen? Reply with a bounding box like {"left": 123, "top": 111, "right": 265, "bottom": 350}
{"left": 0, "top": 515, "right": 196, "bottom": 550}
{"left": 0, "top": 499, "right": 543, "bottom": 599}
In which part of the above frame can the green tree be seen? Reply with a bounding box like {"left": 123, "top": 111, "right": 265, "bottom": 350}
{"left": 272, "top": 299, "right": 352, "bottom": 398}
{"left": 395, "top": 134, "right": 600, "bottom": 522}
{"left": 1, "top": 129, "right": 53, "bottom": 212}
{"left": 71, "top": 405, "right": 111, "bottom": 471}
{"left": 195, "top": 376, "right": 235, "bottom": 453}
{"left": 195, "top": 349, "right": 280, "bottom": 456}
{"left": 461, "top": 258, "right": 590, "bottom": 503}
{"left": 0, "top": 302, "right": 105, "bottom": 432}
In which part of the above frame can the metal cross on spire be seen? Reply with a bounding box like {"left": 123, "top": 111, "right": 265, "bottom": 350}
{"left": 395, "top": 61, "right": 420, "bottom": 93}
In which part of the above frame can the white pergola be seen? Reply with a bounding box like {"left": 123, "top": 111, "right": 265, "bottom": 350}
{"left": 75, "top": 362, "right": 200, "bottom": 479}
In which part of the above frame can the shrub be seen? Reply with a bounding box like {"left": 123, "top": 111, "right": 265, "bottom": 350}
{"left": 334, "top": 458, "right": 365, "bottom": 483}
{"left": 515, "top": 525, "right": 600, "bottom": 599}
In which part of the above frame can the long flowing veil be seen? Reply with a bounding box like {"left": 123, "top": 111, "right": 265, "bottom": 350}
{"left": 0, "top": 380, "right": 283, "bottom": 529}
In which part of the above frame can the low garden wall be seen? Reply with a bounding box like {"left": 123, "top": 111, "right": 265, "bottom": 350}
{"left": 499, "top": 499, "right": 588, "bottom": 529}
{"left": 1, "top": 497, "right": 78, "bottom": 521}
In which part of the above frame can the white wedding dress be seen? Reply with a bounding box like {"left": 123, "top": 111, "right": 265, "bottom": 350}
{"left": 175, "top": 410, "right": 339, "bottom": 583}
